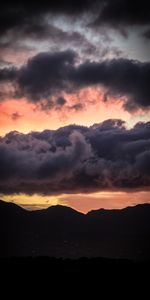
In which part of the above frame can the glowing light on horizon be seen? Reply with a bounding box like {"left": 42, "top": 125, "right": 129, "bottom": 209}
{"left": 1, "top": 191, "right": 150, "bottom": 213}
{"left": 0, "top": 91, "right": 149, "bottom": 137}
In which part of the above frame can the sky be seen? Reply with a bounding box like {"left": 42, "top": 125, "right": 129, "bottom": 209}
{"left": 0, "top": 0, "right": 150, "bottom": 212}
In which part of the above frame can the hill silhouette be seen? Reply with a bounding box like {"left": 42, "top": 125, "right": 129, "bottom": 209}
{"left": 0, "top": 200, "right": 150, "bottom": 260}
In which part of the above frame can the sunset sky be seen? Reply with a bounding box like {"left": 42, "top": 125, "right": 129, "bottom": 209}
{"left": 0, "top": 0, "right": 150, "bottom": 212}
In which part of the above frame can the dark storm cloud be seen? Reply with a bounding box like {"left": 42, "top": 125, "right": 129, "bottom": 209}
{"left": 92, "top": 0, "right": 150, "bottom": 28}
{"left": 0, "top": 1, "right": 96, "bottom": 41}
{"left": 8, "top": 50, "right": 76, "bottom": 103}
{"left": 17, "top": 50, "right": 76, "bottom": 101}
{"left": 1, "top": 0, "right": 148, "bottom": 69}
{"left": 56, "top": 97, "right": 66, "bottom": 106}
{"left": 0, "top": 1, "right": 99, "bottom": 63}
{"left": 0, "top": 21, "right": 96, "bottom": 55}
{"left": 0, "top": 0, "right": 150, "bottom": 46}
{"left": 0, "top": 119, "right": 150, "bottom": 195}
{"left": 1, "top": 1, "right": 150, "bottom": 36}
{"left": 0, "top": 50, "right": 150, "bottom": 111}
{"left": 0, "top": 67, "right": 17, "bottom": 82}
{"left": 143, "top": 29, "right": 150, "bottom": 40}
{"left": 71, "top": 58, "right": 150, "bottom": 111}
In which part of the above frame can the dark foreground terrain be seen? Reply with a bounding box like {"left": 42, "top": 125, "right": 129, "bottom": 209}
{"left": 0, "top": 200, "right": 150, "bottom": 260}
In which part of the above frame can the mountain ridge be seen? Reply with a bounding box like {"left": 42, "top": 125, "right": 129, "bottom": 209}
{"left": 1, "top": 199, "right": 150, "bottom": 215}
{"left": 0, "top": 199, "right": 150, "bottom": 259}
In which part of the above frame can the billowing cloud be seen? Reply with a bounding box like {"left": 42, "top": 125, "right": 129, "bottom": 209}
{"left": 71, "top": 57, "right": 150, "bottom": 111}
{"left": 0, "top": 119, "right": 150, "bottom": 195}
{"left": 16, "top": 50, "right": 76, "bottom": 101}
{"left": 0, "top": 50, "right": 150, "bottom": 111}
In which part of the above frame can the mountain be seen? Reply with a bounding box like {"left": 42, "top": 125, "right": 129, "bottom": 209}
{"left": 0, "top": 200, "right": 150, "bottom": 260}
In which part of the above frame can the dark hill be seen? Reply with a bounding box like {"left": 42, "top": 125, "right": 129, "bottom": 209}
{"left": 0, "top": 200, "right": 150, "bottom": 259}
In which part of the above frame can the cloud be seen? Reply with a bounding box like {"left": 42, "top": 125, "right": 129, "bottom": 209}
{"left": 1, "top": 1, "right": 150, "bottom": 40}
{"left": 69, "top": 103, "right": 84, "bottom": 111}
{"left": 0, "top": 67, "right": 17, "bottom": 82}
{"left": 0, "top": 50, "right": 76, "bottom": 107}
{"left": 0, "top": 2, "right": 103, "bottom": 67}
{"left": 71, "top": 57, "right": 150, "bottom": 111}
{"left": 92, "top": 0, "right": 150, "bottom": 29}
{"left": 0, "top": 119, "right": 150, "bottom": 195}
{"left": 56, "top": 97, "right": 67, "bottom": 106}
{"left": 0, "top": 59, "right": 12, "bottom": 68}
{"left": 0, "top": 21, "right": 98, "bottom": 58}
{"left": 0, "top": 0, "right": 93, "bottom": 35}
{"left": 16, "top": 50, "right": 76, "bottom": 102}
{"left": 0, "top": 1, "right": 95, "bottom": 56}
{"left": 0, "top": 50, "right": 150, "bottom": 111}
{"left": 142, "top": 29, "right": 150, "bottom": 40}
{"left": 11, "top": 112, "right": 22, "bottom": 121}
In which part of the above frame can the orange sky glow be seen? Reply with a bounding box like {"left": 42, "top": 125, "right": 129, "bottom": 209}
{"left": 0, "top": 87, "right": 150, "bottom": 212}
{"left": 0, "top": 88, "right": 149, "bottom": 137}
{"left": 2, "top": 191, "right": 150, "bottom": 213}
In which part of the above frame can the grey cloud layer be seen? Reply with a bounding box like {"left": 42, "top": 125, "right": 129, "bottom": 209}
{"left": 0, "top": 50, "right": 150, "bottom": 111}
{"left": 1, "top": 0, "right": 150, "bottom": 60}
{"left": 1, "top": 1, "right": 150, "bottom": 35}
{"left": 0, "top": 119, "right": 150, "bottom": 195}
